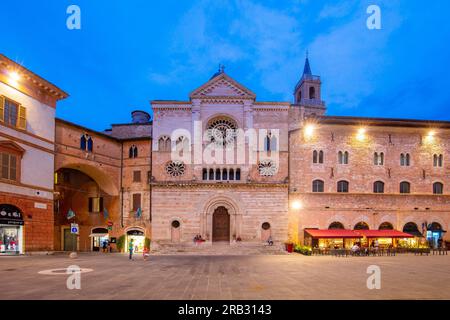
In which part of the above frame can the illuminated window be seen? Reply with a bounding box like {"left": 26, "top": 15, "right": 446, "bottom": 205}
{"left": 88, "top": 197, "right": 103, "bottom": 213}
{"left": 374, "top": 152, "right": 384, "bottom": 165}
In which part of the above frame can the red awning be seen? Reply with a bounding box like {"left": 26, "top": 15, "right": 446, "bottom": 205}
{"left": 305, "top": 229, "right": 362, "bottom": 239}
{"left": 355, "top": 230, "right": 414, "bottom": 238}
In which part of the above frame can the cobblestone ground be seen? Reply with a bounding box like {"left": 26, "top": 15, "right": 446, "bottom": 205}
{"left": 0, "top": 253, "right": 449, "bottom": 300}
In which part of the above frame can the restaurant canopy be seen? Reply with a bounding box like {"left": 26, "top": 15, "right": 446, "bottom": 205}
{"left": 355, "top": 230, "right": 413, "bottom": 238}
{"left": 305, "top": 229, "right": 363, "bottom": 239}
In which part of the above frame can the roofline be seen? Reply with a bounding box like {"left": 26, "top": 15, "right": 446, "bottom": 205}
{"left": 56, "top": 118, "right": 120, "bottom": 141}
{"left": 151, "top": 100, "right": 190, "bottom": 105}
{"left": 316, "top": 115, "right": 450, "bottom": 128}
{"left": 0, "top": 54, "right": 69, "bottom": 100}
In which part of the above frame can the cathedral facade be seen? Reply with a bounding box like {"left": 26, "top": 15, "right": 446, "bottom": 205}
{"left": 1, "top": 53, "right": 449, "bottom": 254}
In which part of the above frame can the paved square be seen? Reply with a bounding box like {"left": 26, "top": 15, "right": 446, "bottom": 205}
{"left": 0, "top": 253, "right": 449, "bottom": 300}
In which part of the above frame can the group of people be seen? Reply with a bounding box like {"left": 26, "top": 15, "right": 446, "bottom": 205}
{"left": 193, "top": 234, "right": 205, "bottom": 244}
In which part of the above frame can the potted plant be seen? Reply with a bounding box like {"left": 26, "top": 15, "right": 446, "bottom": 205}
{"left": 285, "top": 240, "right": 294, "bottom": 253}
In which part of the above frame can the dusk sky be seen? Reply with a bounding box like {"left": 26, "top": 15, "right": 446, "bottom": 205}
{"left": 2, "top": 0, "right": 450, "bottom": 131}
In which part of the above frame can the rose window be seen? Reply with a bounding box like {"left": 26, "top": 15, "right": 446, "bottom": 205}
{"left": 206, "top": 117, "right": 237, "bottom": 145}
{"left": 258, "top": 160, "right": 278, "bottom": 176}
{"left": 165, "top": 161, "right": 185, "bottom": 177}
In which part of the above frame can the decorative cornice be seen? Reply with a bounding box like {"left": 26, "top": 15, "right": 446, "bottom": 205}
{"left": 151, "top": 181, "right": 288, "bottom": 189}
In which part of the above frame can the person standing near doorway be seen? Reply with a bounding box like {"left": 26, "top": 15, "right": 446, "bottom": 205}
{"left": 128, "top": 239, "right": 134, "bottom": 260}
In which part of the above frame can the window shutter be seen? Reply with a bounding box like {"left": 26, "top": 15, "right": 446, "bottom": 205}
{"left": 99, "top": 197, "right": 104, "bottom": 212}
{"left": 88, "top": 198, "right": 93, "bottom": 212}
{"left": 0, "top": 96, "right": 4, "bottom": 122}
{"left": 18, "top": 105, "right": 26, "bottom": 130}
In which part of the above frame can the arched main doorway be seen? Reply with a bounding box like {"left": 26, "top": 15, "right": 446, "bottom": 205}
{"left": 212, "top": 206, "right": 230, "bottom": 242}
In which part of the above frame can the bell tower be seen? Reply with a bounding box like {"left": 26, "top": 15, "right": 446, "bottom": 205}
{"left": 293, "top": 53, "right": 326, "bottom": 118}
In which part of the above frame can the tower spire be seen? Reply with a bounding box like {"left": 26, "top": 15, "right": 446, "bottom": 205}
{"left": 303, "top": 51, "right": 312, "bottom": 77}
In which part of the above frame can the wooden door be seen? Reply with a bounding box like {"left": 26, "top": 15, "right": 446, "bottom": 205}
{"left": 212, "top": 206, "right": 230, "bottom": 242}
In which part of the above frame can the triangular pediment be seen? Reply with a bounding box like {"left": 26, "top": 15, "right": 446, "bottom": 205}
{"left": 190, "top": 73, "right": 256, "bottom": 100}
{"left": 0, "top": 140, "right": 26, "bottom": 153}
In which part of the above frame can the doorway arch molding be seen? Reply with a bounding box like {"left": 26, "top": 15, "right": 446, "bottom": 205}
{"left": 201, "top": 196, "right": 242, "bottom": 241}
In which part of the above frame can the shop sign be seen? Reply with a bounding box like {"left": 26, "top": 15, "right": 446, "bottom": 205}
{"left": 0, "top": 204, "right": 24, "bottom": 226}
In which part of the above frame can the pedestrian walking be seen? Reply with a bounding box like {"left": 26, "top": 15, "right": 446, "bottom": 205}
{"left": 128, "top": 239, "right": 134, "bottom": 260}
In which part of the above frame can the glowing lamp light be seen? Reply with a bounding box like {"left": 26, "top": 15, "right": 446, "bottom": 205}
{"left": 356, "top": 127, "right": 367, "bottom": 141}
{"left": 292, "top": 200, "right": 302, "bottom": 210}
{"left": 8, "top": 71, "right": 20, "bottom": 86}
{"left": 304, "top": 124, "right": 315, "bottom": 138}
{"left": 425, "top": 130, "right": 436, "bottom": 143}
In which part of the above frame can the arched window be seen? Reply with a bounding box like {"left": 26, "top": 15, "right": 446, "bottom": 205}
{"left": 129, "top": 145, "right": 138, "bottom": 158}
{"left": 379, "top": 222, "right": 394, "bottom": 230}
{"left": 433, "top": 182, "right": 443, "bottom": 194}
{"left": 270, "top": 135, "right": 277, "bottom": 152}
{"left": 235, "top": 168, "right": 241, "bottom": 180}
{"left": 433, "top": 154, "right": 443, "bottom": 167}
{"left": 328, "top": 222, "right": 345, "bottom": 230}
{"left": 373, "top": 181, "right": 385, "bottom": 193}
{"left": 403, "top": 222, "right": 420, "bottom": 236}
{"left": 158, "top": 136, "right": 171, "bottom": 152}
{"left": 80, "top": 134, "right": 87, "bottom": 150}
{"left": 374, "top": 152, "right": 384, "bottom": 165}
{"left": 338, "top": 151, "right": 348, "bottom": 164}
{"left": 229, "top": 168, "right": 234, "bottom": 181}
{"left": 337, "top": 180, "right": 349, "bottom": 193}
{"left": 87, "top": 137, "right": 93, "bottom": 152}
{"left": 312, "top": 179, "right": 324, "bottom": 192}
{"left": 264, "top": 132, "right": 277, "bottom": 152}
{"left": 309, "top": 87, "right": 316, "bottom": 99}
{"left": 175, "top": 136, "right": 189, "bottom": 152}
{"left": 222, "top": 168, "right": 228, "bottom": 180}
{"left": 313, "top": 150, "right": 324, "bottom": 164}
{"left": 202, "top": 168, "right": 207, "bottom": 180}
{"left": 264, "top": 135, "right": 271, "bottom": 151}
{"left": 400, "top": 181, "right": 410, "bottom": 194}
{"left": 215, "top": 168, "right": 221, "bottom": 180}
{"left": 401, "top": 153, "right": 410, "bottom": 166}
{"left": 354, "top": 222, "right": 369, "bottom": 230}
{"left": 208, "top": 169, "right": 214, "bottom": 180}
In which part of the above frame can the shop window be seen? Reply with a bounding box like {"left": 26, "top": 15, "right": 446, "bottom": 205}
{"left": 88, "top": 197, "right": 103, "bottom": 213}
{"left": 312, "top": 179, "right": 324, "bottom": 192}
